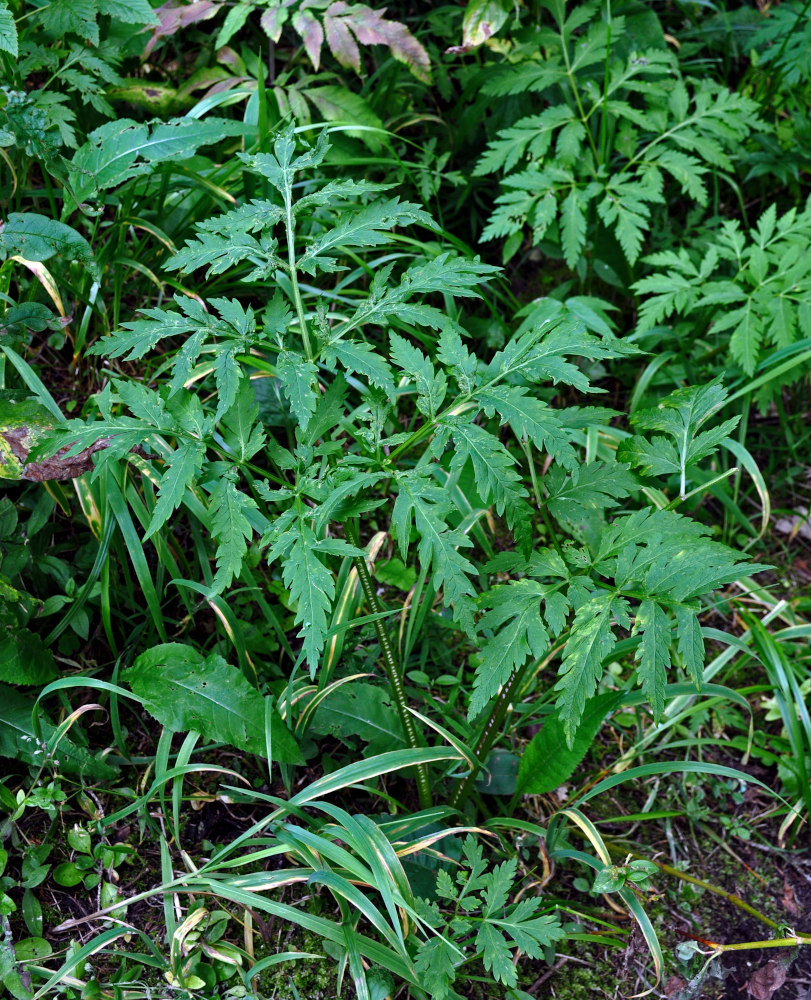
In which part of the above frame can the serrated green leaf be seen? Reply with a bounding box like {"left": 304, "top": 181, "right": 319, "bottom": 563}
{"left": 545, "top": 462, "right": 637, "bottom": 521}
{"left": 623, "top": 378, "right": 740, "bottom": 496}
{"left": 145, "top": 439, "right": 206, "bottom": 539}
{"left": 38, "top": 0, "right": 99, "bottom": 45}
{"left": 89, "top": 304, "right": 197, "bottom": 360}
{"left": 414, "top": 937, "right": 458, "bottom": 1000}
{"left": 633, "top": 599, "right": 671, "bottom": 720}
{"left": 448, "top": 421, "right": 528, "bottom": 530}
{"left": 324, "top": 339, "right": 395, "bottom": 397}
{"left": 482, "top": 858, "right": 517, "bottom": 916}
{"left": 276, "top": 351, "right": 318, "bottom": 429}
{"left": 213, "top": 348, "right": 242, "bottom": 422}
{"left": 470, "top": 580, "right": 549, "bottom": 719}
{"left": 114, "top": 379, "right": 165, "bottom": 426}
{"left": 616, "top": 436, "right": 680, "bottom": 478}
{"left": 517, "top": 692, "right": 622, "bottom": 794}
{"left": 675, "top": 605, "right": 703, "bottom": 686}
{"left": 477, "top": 384, "right": 576, "bottom": 469}
{"left": 216, "top": 1, "right": 252, "bottom": 46}
{"left": 390, "top": 332, "right": 447, "bottom": 417}
{"left": 555, "top": 593, "right": 628, "bottom": 743}
{"left": 167, "top": 230, "right": 278, "bottom": 279}
{"left": 476, "top": 922, "right": 515, "bottom": 986}
{"left": 0, "top": 1, "right": 18, "bottom": 56}
{"left": 560, "top": 187, "right": 587, "bottom": 268}
{"left": 494, "top": 903, "right": 565, "bottom": 955}
{"left": 727, "top": 300, "right": 762, "bottom": 375}
{"left": 298, "top": 198, "right": 433, "bottom": 274}
{"left": 278, "top": 521, "right": 338, "bottom": 676}
{"left": 98, "top": 0, "right": 157, "bottom": 23}
{"left": 392, "top": 472, "right": 477, "bottom": 631}
{"left": 209, "top": 476, "right": 257, "bottom": 592}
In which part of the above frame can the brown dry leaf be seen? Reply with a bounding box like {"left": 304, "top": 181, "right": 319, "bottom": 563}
{"left": 664, "top": 975, "right": 686, "bottom": 997}
{"left": 782, "top": 880, "right": 801, "bottom": 918}
{"left": 747, "top": 959, "right": 788, "bottom": 999}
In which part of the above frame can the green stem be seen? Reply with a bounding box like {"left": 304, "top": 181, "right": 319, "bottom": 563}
{"left": 283, "top": 190, "right": 314, "bottom": 363}
{"left": 522, "top": 439, "right": 566, "bottom": 561}
{"left": 598, "top": 0, "right": 612, "bottom": 164}
{"left": 344, "top": 522, "right": 432, "bottom": 810}
{"left": 712, "top": 936, "right": 811, "bottom": 952}
{"left": 559, "top": 23, "right": 600, "bottom": 162}
{"left": 614, "top": 846, "right": 807, "bottom": 935}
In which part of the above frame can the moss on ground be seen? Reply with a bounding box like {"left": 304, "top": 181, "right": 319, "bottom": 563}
{"left": 252, "top": 930, "right": 339, "bottom": 1000}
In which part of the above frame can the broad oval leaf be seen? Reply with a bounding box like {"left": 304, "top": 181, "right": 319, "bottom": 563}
{"left": 127, "top": 643, "right": 302, "bottom": 763}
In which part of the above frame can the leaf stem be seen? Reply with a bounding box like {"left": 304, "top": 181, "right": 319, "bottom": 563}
{"left": 283, "top": 186, "right": 314, "bottom": 363}
{"left": 344, "top": 522, "right": 433, "bottom": 810}
{"left": 522, "top": 439, "right": 566, "bottom": 561}
{"left": 599, "top": 0, "right": 612, "bottom": 164}
{"left": 613, "top": 847, "right": 808, "bottom": 935}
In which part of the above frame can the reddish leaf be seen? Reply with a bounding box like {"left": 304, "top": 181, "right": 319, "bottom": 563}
{"left": 260, "top": 3, "right": 292, "bottom": 43}
{"left": 324, "top": 2, "right": 361, "bottom": 74}
{"left": 292, "top": 8, "right": 325, "bottom": 69}
{"left": 326, "top": 3, "right": 431, "bottom": 83}
{"left": 145, "top": 0, "right": 221, "bottom": 57}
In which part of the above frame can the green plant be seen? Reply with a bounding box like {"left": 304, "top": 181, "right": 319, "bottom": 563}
{"left": 3, "top": 2, "right": 811, "bottom": 997}
{"left": 591, "top": 857, "right": 657, "bottom": 895}
{"left": 0, "top": 0, "right": 157, "bottom": 164}
{"left": 33, "top": 124, "right": 766, "bottom": 794}
{"left": 633, "top": 201, "right": 811, "bottom": 396}
{"left": 414, "top": 834, "right": 565, "bottom": 999}
{"left": 473, "top": 1, "right": 761, "bottom": 270}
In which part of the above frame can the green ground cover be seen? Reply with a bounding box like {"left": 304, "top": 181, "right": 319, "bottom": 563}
{"left": 1, "top": 1, "right": 811, "bottom": 997}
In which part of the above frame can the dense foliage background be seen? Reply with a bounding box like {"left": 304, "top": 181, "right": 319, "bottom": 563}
{"left": 1, "top": 1, "right": 811, "bottom": 997}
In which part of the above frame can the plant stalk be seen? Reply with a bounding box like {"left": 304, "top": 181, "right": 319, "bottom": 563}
{"left": 614, "top": 846, "right": 811, "bottom": 936}
{"left": 345, "top": 522, "right": 432, "bottom": 810}
{"left": 283, "top": 188, "right": 314, "bottom": 363}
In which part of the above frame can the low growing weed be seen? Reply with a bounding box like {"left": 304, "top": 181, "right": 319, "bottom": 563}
{"left": 1, "top": 0, "right": 811, "bottom": 997}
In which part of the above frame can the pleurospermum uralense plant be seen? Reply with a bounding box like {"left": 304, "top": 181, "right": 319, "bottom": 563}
{"left": 34, "top": 124, "right": 766, "bottom": 813}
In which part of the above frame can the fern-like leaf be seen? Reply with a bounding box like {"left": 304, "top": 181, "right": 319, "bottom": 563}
{"left": 470, "top": 580, "right": 552, "bottom": 718}
{"left": 392, "top": 472, "right": 477, "bottom": 631}
{"left": 145, "top": 439, "right": 206, "bottom": 539}
{"left": 555, "top": 592, "right": 630, "bottom": 744}
{"left": 209, "top": 475, "right": 258, "bottom": 592}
